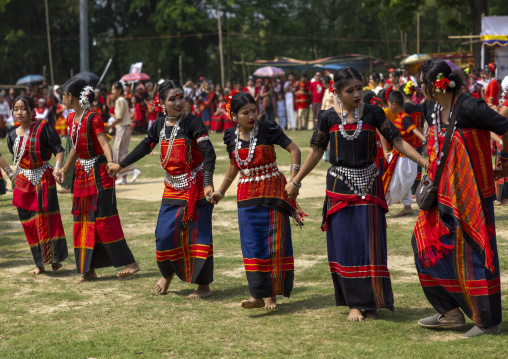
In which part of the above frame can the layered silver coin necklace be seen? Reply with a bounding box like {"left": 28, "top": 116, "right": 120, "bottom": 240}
{"left": 338, "top": 102, "right": 362, "bottom": 140}
{"left": 234, "top": 123, "right": 258, "bottom": 176}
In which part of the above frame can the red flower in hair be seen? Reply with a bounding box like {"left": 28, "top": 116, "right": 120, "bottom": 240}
{"left": 225, "top": 89, "right": 239, "bottom": 121}
{"left": 329, "top": 79, "right": 334, "bottom": 93}
{"left": 488, "top": 62, "right": 496, "bottom": 72}
{"left": 435, "top": 78, "right": 449, "bottom": 91}
{"left": 384, "top": 87, "right": 393, "bottom": 101}
{"left": 370, "top": 97, "right": 382, "bottom": 107}
{"left": 153, "top": 93, "right": 163, "bottom": 113}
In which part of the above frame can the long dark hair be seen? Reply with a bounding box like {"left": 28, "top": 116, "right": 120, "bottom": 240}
{"left": 158, "top": 80, "right": 183, "bottom": 101}
{"left": 419, "top": 60, "right": 463, "bottom": 98}
{"left": 332, "top": 67, "right": 363, "bottom": 93}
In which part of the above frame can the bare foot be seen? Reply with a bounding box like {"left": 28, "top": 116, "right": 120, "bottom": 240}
{"left": 348, "top": 309, "right": 365, "bottom": 322}
{"left": 241, "top": 297, "right": 265, "bottom": 309}
{"left": 393, "top": 206, "right": 413, "bottom": 217}
{"left": 263, "top": 297, "right": 277, "bottom": 309}
{"left": 187, "top": 285, "right": 212, "bottom": 299}
{"left": 75, "top": 269, "right": 97, "bottom": 283}
{"left": 51, "top": 262, "right": 63, "bottom": 271}
{"left": 155, "top": 274, "right": 174, "bottom": 295}
{"left": 117, "top": 262, "right": 140, "bottom": 278}
{"left": 363, "top": 309, "right": 381, "bottom": 319}
{"left": 28, "top": 266, "right": 45, "bottom": 275}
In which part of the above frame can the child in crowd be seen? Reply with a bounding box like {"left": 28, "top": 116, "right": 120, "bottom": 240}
{"left": 382, "top": 90, "right": 426, "bottom": 216}
{"left": 192, "top": 97, "right": 202, "bottom": 117}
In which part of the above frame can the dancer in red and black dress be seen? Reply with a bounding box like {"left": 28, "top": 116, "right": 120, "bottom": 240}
{"left": 109, "top": 80, "right": 216, "bottom": 298}
{"left": 55, "top": 79, "right": 139, "bottom": 282}
{"left": 212, "top": 92, "right": 305, "bottom": 309}
{"left": 287, "top": 67, "right": 424, "bottom": 321}
{"left": 414, "top": 60, "right": 508, "bottom": 338}
{"left": 8, "top": 96, "right": 68, "bottom": 274}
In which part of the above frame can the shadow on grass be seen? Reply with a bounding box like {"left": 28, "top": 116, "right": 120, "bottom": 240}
{"left": 171, "top": 284, "right": 249, "bottom": 301}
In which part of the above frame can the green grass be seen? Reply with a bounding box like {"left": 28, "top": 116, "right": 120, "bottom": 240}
{"left": 0, "top": 131, "right": 507, "bottom": 359}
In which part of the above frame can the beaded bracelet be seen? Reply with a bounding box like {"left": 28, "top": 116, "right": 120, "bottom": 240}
{"left": 290, "top": 164, "right": 301, "bottom": 170}
{"left": 500, "top": 150, "right": 508, "bottom": 160}
{"left": 290, "top": 179, "right": 302, "bottom": 189}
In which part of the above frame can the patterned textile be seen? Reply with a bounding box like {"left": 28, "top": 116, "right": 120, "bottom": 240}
{"left": 235, "top": 144, "right": 306, "bottom": 224}
{"left": 414, "top": 127, "right": 495, "bottom": 271}
{"left": 160, "top": 138, "right": 205, "bottom": 223}
{"left": 412, "top": 200, "right": 501, "bottom": 328}
{"left": 13, "top": 122, "right": 54, "bottom": 211}
{"left": 73, "top": 185, "right": 134, "bottom": 274}
{"left": 155, "top": 203, "right": 213, "bottom": 284}
{"left": 327, "top": 203, "right": 394, "bottom": 310}
{"left": 239, "top": 206, "right": 294, "bottom": 298}
{"left": 68, "top": 111, "right": 135, "bottom": 273}
{"left": 17, "top": 169, "right": 67, "bottom": 267}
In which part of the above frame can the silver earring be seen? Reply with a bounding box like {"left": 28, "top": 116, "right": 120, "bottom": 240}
{"left": 232, "top": 116, "right": 237, "bottom": 121}
{"left": 162, "top": 105, "right": 167, "bottom": 115}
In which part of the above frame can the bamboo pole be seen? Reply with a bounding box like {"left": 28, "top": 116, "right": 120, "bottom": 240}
{"left": 218, "top": 5, "right": 225, "bottom": 88}
{"left": 44, "top": 0, "right": 54, "bottom": 85}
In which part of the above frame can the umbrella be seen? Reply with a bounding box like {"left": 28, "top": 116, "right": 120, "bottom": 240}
{"left": 120, "top": 73, "right": 151, "bottom": 82}
{"left": 400, "top": 54, "right": 432, "bottom": 65}
{"left": 16, "top": 74, "right": 46, "bottom": 85}
{"left": 73, "top": 71, "right": 100, "bottom": 83}
{"left": 253, "top": 66, "right": 285, "bottom": 77}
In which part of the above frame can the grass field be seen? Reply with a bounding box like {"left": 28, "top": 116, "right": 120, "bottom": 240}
{"left": 0, "top": 131, "right": 507, "bottom": 359}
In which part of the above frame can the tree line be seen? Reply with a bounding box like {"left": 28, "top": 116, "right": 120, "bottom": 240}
{"left": 0, "top": 0, "right": 506, "bottom": 86}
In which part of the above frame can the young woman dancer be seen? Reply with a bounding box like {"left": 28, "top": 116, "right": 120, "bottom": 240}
{"left": 286, "top": 67, "right": 424, "bottom": 321}
{"left": 55, "top": 79, "right": 140, "bottom": 282}
{"left": 109, "top": 80, "right": 216, "bottom": 298}
{"left": 211, "top": 91, "right": 305, "bottom": 309}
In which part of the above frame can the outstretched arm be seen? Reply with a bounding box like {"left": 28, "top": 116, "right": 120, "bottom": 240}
{"left": 392, "top": 139, "right": 429, "bottom": 169}
{"left": 285, "top": 145, "right": 323, "bottom": 198}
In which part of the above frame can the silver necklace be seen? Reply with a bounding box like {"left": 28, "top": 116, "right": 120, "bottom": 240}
{"left": 431, "top": 102, "right": 454, "bottom": 165}
{"left": 70, "top": 110, "right": 88, "bottom": 151}
{"left": 234, "top": 123, "right": 258, "bottom": 176}
{"left": 13, "top": 127, "right": 31, "bottom": 168}
{"left": 159, "top": 112, "right": 185, "bottom": 168}
{"left": 338, "top": 103, "right": 362, "bottom": 140}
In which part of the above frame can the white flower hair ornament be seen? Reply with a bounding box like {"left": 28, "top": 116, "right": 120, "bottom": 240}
{"left": 79, "top": 85, "right": 94, "bottom": 109}
{"left": 448, "top": 81, "right": 456, "bottom": 88}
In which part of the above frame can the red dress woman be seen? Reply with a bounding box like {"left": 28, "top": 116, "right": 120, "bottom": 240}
{"left": 8, "top": 96, "right": 68, "bottom": 274}
{"left": 56, "top": 79, "right": 140, "bottom": 282}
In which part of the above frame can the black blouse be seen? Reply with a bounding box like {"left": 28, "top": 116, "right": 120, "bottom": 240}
{"left": 310, "top": 104, "right": 402, "bottom": 168}
{"left": 422, "top": 94, "right": 508, "bottom": 135}
{"left": 403, "top": 102, "right": 421, "bottom": 115}
{"left": 120, "top": 114, "right": 216, "bottom": 185}
{"left": 223, "top": 120, "right": 292, "bottom": 157}
{"left": 7, "top": 124, "right": 64, "bottom": 161}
